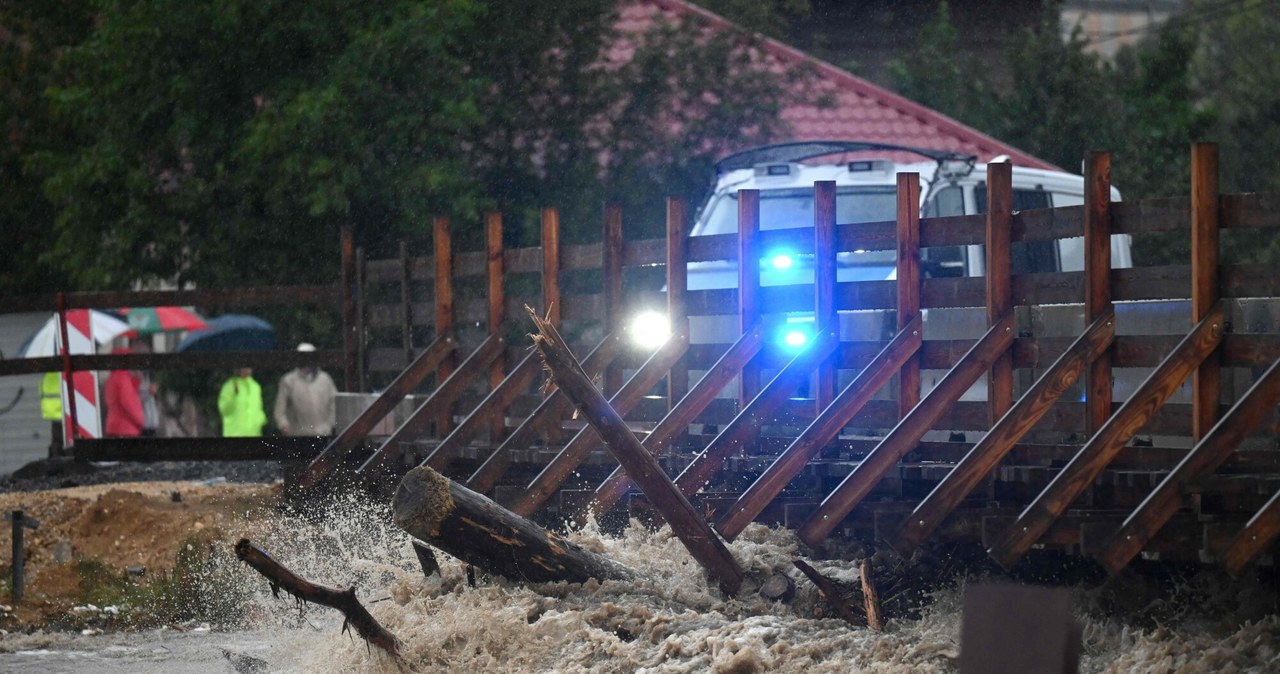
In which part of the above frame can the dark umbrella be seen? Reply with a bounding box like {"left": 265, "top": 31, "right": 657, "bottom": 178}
{"left": 176, "top": 314, "right": 277, "bottom": 352}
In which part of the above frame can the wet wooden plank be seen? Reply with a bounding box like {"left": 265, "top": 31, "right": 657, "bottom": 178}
{"left": 987, "top": 163, "right": 1013, "bottom": 422}
{"left": 1084, "top": 151, "right": 1114, "bottom": 436}
{"left": 1221, "top": 488, "right": 1280, "bottom": 576}
{"left": 897, "top": 173, "right": 921, "bottom": 417}
{"left": 1191, "top": 143, "right": 1221, "bottom": 441}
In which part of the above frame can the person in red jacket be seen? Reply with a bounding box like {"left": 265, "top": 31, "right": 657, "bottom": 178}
{"left": 104, "top": 347, "right": 145, "bottom": 437}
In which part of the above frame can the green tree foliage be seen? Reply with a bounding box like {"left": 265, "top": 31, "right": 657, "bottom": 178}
{"left": 0, "top": 0, "right": 93, "bottom": 293}
{"left": 11, "top": 0, "right": 805, "bottom": 293}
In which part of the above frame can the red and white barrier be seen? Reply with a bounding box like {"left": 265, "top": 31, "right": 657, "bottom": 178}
{"left": 57, "top": 309, "right": 102, "bottom": 445}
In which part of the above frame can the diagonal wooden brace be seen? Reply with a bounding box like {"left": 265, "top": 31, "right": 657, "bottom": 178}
{"left": 893, "top": 309, "right": 1115, "bottom": 556}
{"left": 798, "top": 310, "right": 1017, "bottom": 548}
{"left": 717, "top": 314, "right": 922, "bottom": 542}
{"left": 988, "top": 301, "right": 1225, "bottom": 569}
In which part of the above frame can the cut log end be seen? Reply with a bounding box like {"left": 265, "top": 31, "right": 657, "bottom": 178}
{"left": 392, "top": 466, "right": 455, "bottom": 535}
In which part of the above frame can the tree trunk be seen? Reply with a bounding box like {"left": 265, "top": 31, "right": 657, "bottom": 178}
{"left": 393, "top": 465, "right": 633, "bottom": 584}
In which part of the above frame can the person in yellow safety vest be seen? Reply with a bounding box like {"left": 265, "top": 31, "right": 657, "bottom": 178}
{"left": 218, "top": 367, "right": 267, "bottom": 437}
{"left": 41, "top": 372, "right": 65, "bottom": 455}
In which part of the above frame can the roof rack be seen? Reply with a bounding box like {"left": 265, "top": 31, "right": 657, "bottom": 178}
{"left": 714, "top": 140, "right": 977, "bottom": 174}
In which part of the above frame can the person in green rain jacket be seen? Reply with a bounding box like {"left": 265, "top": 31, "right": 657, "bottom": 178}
{"left": 218, "top": 367, "right": 267, "bottom": 437}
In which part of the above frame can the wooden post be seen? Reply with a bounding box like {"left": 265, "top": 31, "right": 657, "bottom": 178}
{"left": 55, "top": 292, "right": 78, "bottom": 445}
{"left": 1084, "top": 151, "right": 1113, "bottom": 435}
{"left": 341, "top": 224, "right": 356, "bottom": 390}
{"left": 433, "top": 216, "right": 455, "bottom": 434}
{"left": 667, "top": 198, "right": 689, "bottom": 408}
{"left": 541, "top": 208, "right": 563, "bottom": 444}
{"left": 1191, "top": 143, "right": 1220, "bottom": 441}
{"left": 604, "top": 204, "right": 624, "bottom": 395}
{"left": 814, "top": 181, "right": 837, "bottom": 410}
{"left": 986, "top": 163, "right": 1013, "bottom": 422}
{"left": 897, "top": 173, "right": 921, "bottom": 417}
{"left": 400, "top": 241, "right": 414, "bottom": 366}
{"left": 8, "top": 510, "right": 37, "bottom": 603}
{"left": 528, "top": 312, "right": 744, "bottom": 595}
{"left": 487, "top": 212, "right": 505, "bottom": 438}
{"left": 988, "top": 301, "right": 1226, "bottom": 569}
{"left": 393, "top": 466, "right": 634, "bottom": 584}
{"left": 355, "top": 247, "right": 367, "bottom": 392}
{"left": 739, "top": 190, "right": 761, "bottom": 404}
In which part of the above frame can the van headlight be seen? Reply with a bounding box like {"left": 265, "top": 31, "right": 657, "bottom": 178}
{"left": 628, "top": 310, "right": 671, "bottom": 349}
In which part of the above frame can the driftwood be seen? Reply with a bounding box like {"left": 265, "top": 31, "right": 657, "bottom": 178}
{"left": 234, "top": 539, "right": 400, "bottom": 656}
{"left": 528, "top": 308, "right": 745, "bottom": 595}
{"left": 393, "top": 465, "right": 634, "bottom": 584}
{"left": 793, "top": 558, "right": 883, "bottom": 630}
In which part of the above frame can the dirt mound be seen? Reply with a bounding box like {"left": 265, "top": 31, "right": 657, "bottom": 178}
{"left": 0, "top": 481, "right": 278, "bottom": 627}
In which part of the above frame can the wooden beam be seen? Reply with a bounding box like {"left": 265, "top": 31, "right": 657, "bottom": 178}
{"left": 298, "top": 334, "right": 455, "bottom": 490}
{"left": 1221, "top": 487, "right": 1280, "bottom": 576}
{"left": 797, "top": 311, "right": 1016, "bottom": 547}
{"left": 988, "top": 301, "right": 1227, "bottom": 569}
{"left": 897, "top": 173, "right": 921, "bottom": 417}
{"left": 486, "top": 212, "right": 506, "bottom": 412}
{"left": 420, "top": 350, "right": 542, "bottom": 471}
{"left": 986, "top": 163, "right": 1013, "bottom": 420}
{"left": 814, "top": 181, "right": 837, "bottom": 410}
{"left": 667, "top": 198, "right": 689, "bottom": 408}
{"left": 542, "top": 208, "right": 562, "bottom": 325}
{"left": 893, "top": 309, "right": 1116, "bottom": 555}
{"left": 716, "top": 314, "right": 922, "bottom": 541}
{"left": 1097, "top": 357, "right": 1280, "bottom": 574}
{"left": 433, "top": 216, "right": 455, "bottom": 434}
{"left": 465, "top": 332, "right": 622, "bottom": 493}
{"left": 528, "top": 312, "right": 744, "bottom": 595}
{"left": 588, "top": 321, "right": 766, "bottom": 519}
{"left": 739, "top": 189, "right": 761, "bottom": 404}
{"left": 1084, "top": 151, "right": 1113, "bottom": 435}
{"left": 673, "top": 328, "right": 841, "bottom": 499}
{"left": 358, "top": 334, "right": 505, "bottom": 476}
{"left": 1191, "top": 143, "right": 1221, "bottom": 441}
{"left": 510, "top": 329, "right": 690, "bottom": 517}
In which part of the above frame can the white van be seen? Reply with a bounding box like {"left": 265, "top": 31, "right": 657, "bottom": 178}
{"left": 628, "top": 141, "right": 1134, "bottom": 411}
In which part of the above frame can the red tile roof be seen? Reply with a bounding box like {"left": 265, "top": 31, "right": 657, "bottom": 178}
{"left": 619, "top": 0, "right": 1058, "bottom": 171}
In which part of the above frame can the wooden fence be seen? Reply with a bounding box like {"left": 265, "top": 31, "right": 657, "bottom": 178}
{"left": 302, "top": 143, "right": 1280, "bottom": 575}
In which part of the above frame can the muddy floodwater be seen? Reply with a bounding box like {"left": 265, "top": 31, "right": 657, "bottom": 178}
{"left": 2, "top": 492, "right": 1279, "bottom": 673}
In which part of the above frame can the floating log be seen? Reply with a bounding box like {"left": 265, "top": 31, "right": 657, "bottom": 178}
{"left": 529, "top": 308, "right": 746, "bottom": 595}
{"left": 392, "top": 465, "right": 634, "bottom": 584}
{"left": 234, "top": 539, "right": 400, "bottom": 657}
{"left": 860, "top": 559, "right": 883, "bottom": 631}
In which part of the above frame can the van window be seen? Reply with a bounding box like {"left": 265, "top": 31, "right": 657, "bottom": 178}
{"left": 699, "top": 186, "right": 897, "bottom": 236}
{"left": 975, "top": 184, "right": 1058, "bottom": 274}
{"left": 922, "top": 185, "right": 967, "bottom": 278}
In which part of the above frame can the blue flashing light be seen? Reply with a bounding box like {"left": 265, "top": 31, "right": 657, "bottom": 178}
{"left": 776, "top": 320, "right": 814, "bottom": 352}
{"left": 767, "top": 250, "right": 794, "bottom": 271}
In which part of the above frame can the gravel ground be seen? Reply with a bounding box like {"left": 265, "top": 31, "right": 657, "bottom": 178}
{"left": 0, "top": 458, "right": 283, "bottom": 493}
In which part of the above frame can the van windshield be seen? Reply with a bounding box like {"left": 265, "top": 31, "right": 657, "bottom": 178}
{"left": 700, "top": 186, "right": 897, "bottom": 234}
{"left": 698, "top": 186, "right": 898, "bottom": 264}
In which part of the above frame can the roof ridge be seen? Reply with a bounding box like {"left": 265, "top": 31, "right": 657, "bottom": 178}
{"left": 636, "top": 0, "right": 1058, "bottom": 170}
